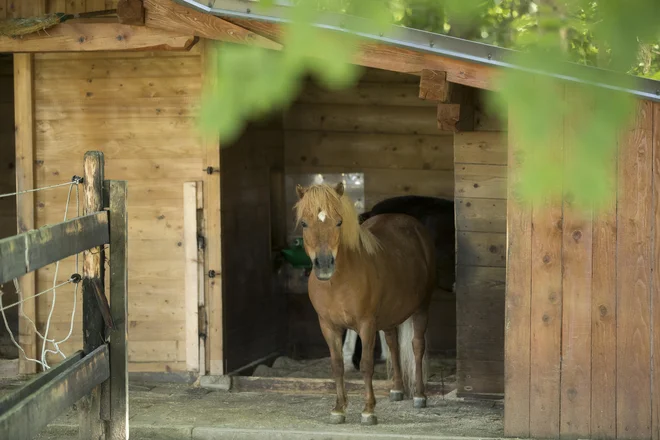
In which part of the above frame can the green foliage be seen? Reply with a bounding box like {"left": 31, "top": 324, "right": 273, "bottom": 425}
{"left": 200, "top": 0, "right": 660, "bottom": 209}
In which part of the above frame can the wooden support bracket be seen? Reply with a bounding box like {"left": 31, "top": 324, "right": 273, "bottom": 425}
{"left": 419, "top": 70, "right": 450, "bottom": 101}
{"left": 421, "top": 69, "right": 476, "bottom": 132}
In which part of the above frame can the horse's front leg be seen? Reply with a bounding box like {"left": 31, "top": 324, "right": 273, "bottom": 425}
{"left": 319, "top": 318, "right": 348, "bottom": 424}
{"left": 358, "top": 323, "right": 378, "bottom": 425}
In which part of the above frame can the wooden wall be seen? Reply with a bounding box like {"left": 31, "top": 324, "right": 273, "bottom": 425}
{"left": 454, "top": 91, "right": 508, "bottom": 397}
{"left": 505, "top": 94, "right": 660, "bottom": 439}
{"left": 0, "top": 54, "right": 17, "bottom": 359}
{"left": 0, "top": 0, "right": 119, "bottom": 17}
{"left": 30, "top": 48, "right": 206, "bottom": 373}
{"left": 283, "top": 68, "right": 456, "bottom": 357}
{"left": 221, "top": 119, "right": 288, "bottom": 373}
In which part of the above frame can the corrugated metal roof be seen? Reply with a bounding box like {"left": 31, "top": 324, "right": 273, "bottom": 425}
{"left": 175, "top": 0, "right": 660, "bottom": 102}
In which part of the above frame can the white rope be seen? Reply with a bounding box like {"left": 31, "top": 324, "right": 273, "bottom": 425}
{"left": 0, "top": 181, "right": 74, "bottom": 199}
{"left": 0, "top": 180, "right": 82, "bottom": 370}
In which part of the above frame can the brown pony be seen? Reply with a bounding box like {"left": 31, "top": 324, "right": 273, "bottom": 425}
{"left": 294, "top": 182, "right": 436, "bottom": 425}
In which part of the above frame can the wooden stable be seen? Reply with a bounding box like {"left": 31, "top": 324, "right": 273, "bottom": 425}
{"left": 0, "top": 1, "right": 659, "bottom": 439}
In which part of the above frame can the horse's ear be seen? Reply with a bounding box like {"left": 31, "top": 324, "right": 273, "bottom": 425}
{"left": 296, "top": 184, "right": 306, "bottom": 199}
{"left": 334, "top": 182, "right": 344, "bottom": 197}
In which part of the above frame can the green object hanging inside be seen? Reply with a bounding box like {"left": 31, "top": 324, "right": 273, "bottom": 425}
{"left": 280, "top": 237, "right": 312, "bottom": 269}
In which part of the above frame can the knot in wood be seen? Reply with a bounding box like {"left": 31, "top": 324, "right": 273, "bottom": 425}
{"left": 599, "top": 305, "right": 608, "bottom": 317}
{"left": 567, "top": 388, "right": 578, "bottom": 401}
{"left": 473, "top": 183, "right": 480, "bottom": 188}
{"left": 465, "top": 202, "right": 472, "bottom": 207}
{"left": 572, "top": 230, "right": 582, "bottom": 242}
{"left": 542, "top": 254, "right": 551, "bottom": 264}
{"left": 489, "top": 245, "right": 499, "bottom": 254}
{"left": 542, "top": 314, "right": 550, "bottom": 323}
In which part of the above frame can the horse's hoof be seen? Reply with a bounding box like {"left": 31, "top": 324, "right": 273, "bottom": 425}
{"left": 330, "top": 412, "right": 346, "bottom": 424}
{"left": 413, "top": 397, "right": 427, "bottom": 409}
{"left": 361, "top": 413, "right": 378, "bottom": 426}
{"left": 389, "top": 390, "right": 404, "bottom": 402}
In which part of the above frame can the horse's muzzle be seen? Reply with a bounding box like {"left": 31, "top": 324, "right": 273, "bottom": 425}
{"left": 313, "top": 253, "right": 335, "bottom": 281}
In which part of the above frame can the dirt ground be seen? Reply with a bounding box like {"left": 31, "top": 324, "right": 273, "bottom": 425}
{"left": 2, "top": 371, "right": 503, "bottom": 440}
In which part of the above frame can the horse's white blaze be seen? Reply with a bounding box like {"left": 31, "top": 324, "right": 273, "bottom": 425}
{"left": 318, "top": 210, "right": 327, "bottom": 222}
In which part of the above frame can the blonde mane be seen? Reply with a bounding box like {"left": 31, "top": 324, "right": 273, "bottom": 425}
{"left": 294, "top": 184, "right": 380, "bottom": 255}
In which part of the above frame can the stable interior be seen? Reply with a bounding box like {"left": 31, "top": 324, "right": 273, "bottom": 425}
{"left": 219, "top": 66, "right": 508, "bottom": 398}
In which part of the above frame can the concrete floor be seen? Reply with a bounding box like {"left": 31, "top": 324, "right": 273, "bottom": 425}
{"left": 2, "top": 377, "right": 503, "bottom": 440}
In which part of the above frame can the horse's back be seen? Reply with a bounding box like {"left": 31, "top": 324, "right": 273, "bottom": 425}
{"left": 362, "top": 213, "right": 436, "bottom": 302}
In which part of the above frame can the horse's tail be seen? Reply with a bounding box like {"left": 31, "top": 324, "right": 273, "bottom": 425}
{"left": 387, "top": 316, "right": 428, "bottom": 397}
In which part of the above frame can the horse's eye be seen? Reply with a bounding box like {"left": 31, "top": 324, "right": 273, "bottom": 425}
{"left": 336, "top": 220, "right": 343, "bottom": 227}
{"left": 301, "top": 221, "right": 308, "bottom": 228}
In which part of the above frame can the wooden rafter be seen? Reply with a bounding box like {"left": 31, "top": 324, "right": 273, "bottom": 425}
{"left": 143, "top": 0, "right": 282, "bottom": 51}
{"left": 0, "top": 21, "right": 197, "bottom": 52}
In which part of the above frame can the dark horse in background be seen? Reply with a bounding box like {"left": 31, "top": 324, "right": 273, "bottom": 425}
{"left": 342, "top": 195, "right": 456, "bottom": 371}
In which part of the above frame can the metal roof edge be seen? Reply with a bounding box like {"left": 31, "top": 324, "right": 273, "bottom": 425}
{"left": 174, "top": 0, "right": 660, "bottom": 102}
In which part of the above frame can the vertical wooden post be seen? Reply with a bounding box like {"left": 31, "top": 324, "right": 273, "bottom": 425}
{"left": 183, "top": 182, "right": 200, "bottom": 372}
{"left": 106, "top": 180, "right": 129, "bottom": 440}
{"left": 196, "top": 182, "right": 206, "bottom": 375}
{"left": 201, "top": 39, "right": 223, "bottom": 375}
{"left": 14, "top": 53, "right": 37, "bottom": 375}
{"left": 79, "top": 151, "right": 106, "bottom": 440}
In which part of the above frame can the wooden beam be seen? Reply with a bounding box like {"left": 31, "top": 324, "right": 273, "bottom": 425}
{"left": 201, "top": 39, "right": 223, "bottom": 376}
{"left": 419, "top": 69, "right": 449, "bottom": 101}
{"left": 0, "top": 22, "right": 197, "bottom": 52}
{"left": 79, "top": 151, "right": 106, "bottom": 440}
{"left": 105, "top": 180, "right": 129, "bottom": 440}
{"left": 437, "top": 103, "right": 461, "bottom": 132}
{"left": 0, "top": 212, "right": 110, "bottom": 285}
{"left": 14, "top": 53, "right": 36, "bottom": 375}
{"left": 0, "top": 345, "right": 109, "bottom": 440}
{"left": 143, "top": 0, "right": 282, "bottom": 50}
{"left": 117, "top": 0, "right": 144, "bottom": 25}
{"left": 184, "top": 182, "right": 200, "bottom": 372}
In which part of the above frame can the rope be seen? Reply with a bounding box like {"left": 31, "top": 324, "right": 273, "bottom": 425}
{"left": 0, "top": 176, "right": 83, "bottom": 199}
{"left": 0, "top": 177, "right": 84, "bottom": 370}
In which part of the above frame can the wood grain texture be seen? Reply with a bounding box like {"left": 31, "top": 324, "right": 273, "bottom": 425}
{"left": 183, "top": 182, "right": 199, "bottom": 372}
{"left": 201, "top": 40, "right": 223, "bottom": 375}
{"left": 144, "top": 0, "right": 281, "bottom": 50}
{"left": 454, "top": 131, "right": 507, "bottom": 165}
{"left": 297, "top": 81, "right": 434, "bottom": 108}
{"left": 0, "top": 22, "right": 197, "bottom": 52}
{"left": 617, "top": 100, "right": 653, "bottom": 439}
{"left": 653, "top": 101, "right": 660, "bottom": 440}
{"left": 529, "top": 88, "right": 564, "bottom": 438}
{"left": 456, "top": 231, "right": 506, "bottom": 267}
{"left": 454, "top": 164, "right": 507, "bottom": 199}
{"left": 14, "top": 53, "right": 37, "bottom": 375}
{"left": 455, "top": 197, "right": 506, "bottom": 233}
{"left": 419, "top": 70, "right": 449, "bottom": 101}
{"left": 560, "top": 89, "right": 593, "bottom": 437}
{"left": 283, "top": 103, "right": 446, "bottom": 135}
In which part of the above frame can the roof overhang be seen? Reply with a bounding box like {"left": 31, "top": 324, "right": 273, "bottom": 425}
{"left": 174, "top": 0, "right": 660, "bottom": 103}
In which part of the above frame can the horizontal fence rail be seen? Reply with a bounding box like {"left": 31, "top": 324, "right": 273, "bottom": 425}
{"left": 0, "top": 345, "right": 110, "bottom": 440}
{"left": 0, "top": 211, "right": 109, "bottom": 285}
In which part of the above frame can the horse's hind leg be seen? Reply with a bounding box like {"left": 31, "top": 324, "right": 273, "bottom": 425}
{"left": 412, "top": 309, "right": 429, "bottom": 409}
{"left": 384, "top": 329, "right": 404, "bottom": 401}
{"left": 319, "top": 318, "right": 348, "bottom": 424}
{"left": 358, "top": 323, "right": 378, "bottom": 425}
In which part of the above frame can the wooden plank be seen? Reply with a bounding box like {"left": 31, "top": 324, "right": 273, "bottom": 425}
{"left": 0, "top": 350, "right": 83, "bottom": 413}
{"left": 436, "top": 103, "right": 461, "bottom": 132}
{"left": 297, "top": 81, "right": 434, "bottom": 108}
{"left": 143, "top": 0, "right": 281, "bottom": 50}
{"left": 284, "top": 132, "right": 454, "bottom": 171}
{"left": 560, "top": 89, "right": 593, "bottom": 437}
{"left": 454, "top": 164, "right": 507, "bottom": 199}
{"left": 456, "top": 359, "right": 504, "bottom": 396}
{"left": 0, "top": 233, "right": 25, "bottom": 286}
{"left": 34, "top": 56, "right": 202, "bottom": 80}
{"left": 201, "top": 39, "right": 222, "bottom": 375}
{"left": 503, "top": 105, "right": 532, "bottom": 437}
{"left": 358, "top": 68, "right": 419, "bottom": 84}
{"left": 183, "top": 182, "right": 199, "bottom": 372}
{"left": 419, "top": 70, "right": 449, "bottom": 101}
{"left": 79, "top": 151, "right": 106, "bottom": 440}
{"left": 35, "top": 76, "right": 201, "bottom": 100}
{"left": 590, "top": 127, "right": 618, "bottom": 438}
{"left": 617, "top": 100, "right": 653, "bottom": 439}
{"left": 14, "top": 53, "right": 37, "bottom": 375}
{"left": 0, "top": 22, "right": 197, "bottom": 52}
{"left": 106, "top": 180, "right": 128, "bottom": 440}
{"left": 35, "top": 98, "right": 200, "bottom": 121}
{"left": 454, "top": 131, "right": 507, "bottom": 165}
{"left": 0, "top": 345, "right": 109, "bottom": 440}
{"left": 231, "top": 376, "right": 450, "bottom": 397}
{"left": 456, "top": 232, "right": 506, "bottom": 267}
{"left": 117, "top": 0, "right": 144, "bottom": 25}
{"left": 528, "top": 91, "right": 564, "bottom": 438}
{"left": 283, "top": 103, "right": 445, "bottom": 135}
{"left": 455, "top": 197, "right": 506, "bottom": 233}
{"left": 654, "top": 102, "right": 660, "bottom": 440}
